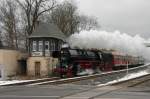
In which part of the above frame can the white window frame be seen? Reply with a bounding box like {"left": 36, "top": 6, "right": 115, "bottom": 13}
{"left": 39, "top": 41, "right": 43, "bottom": 52}
{"left": 45, "top": 41, "right": 49, "bottom": 51}
{"left": 32, "top": 41, "right": 37, "bottom": 51}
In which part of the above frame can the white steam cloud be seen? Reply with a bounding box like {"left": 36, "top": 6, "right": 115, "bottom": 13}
{"left": 68, "top": 30, "right": 150, "bottom": 61}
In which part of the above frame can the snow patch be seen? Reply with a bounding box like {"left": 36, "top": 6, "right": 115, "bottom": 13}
{"left": 0, "top": 80, "right": 31, "bottom": 86}
{"left": 97, "top": 70, "right": 149, "bottom": 86}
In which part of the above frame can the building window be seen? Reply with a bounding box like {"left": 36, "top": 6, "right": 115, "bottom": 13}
{"left": 39, "top": 41, "right": 43, "bottom": 51}
{"left": 32, "top": 41, "right": 37, "bottom": 51}
{"left": 58, "top": 41, "right": 62, "bottom": 51}
{"left": 53, "top": 40, "right": 56, "bottom": 51}
{"left": 50, "top": 40, "right": 52, "bottom": 51}
{"left": 50, "top": 40, "right": 55, "bottom": 51}
{"left": 45, "top": 41, "right": 49, "bottom": 51}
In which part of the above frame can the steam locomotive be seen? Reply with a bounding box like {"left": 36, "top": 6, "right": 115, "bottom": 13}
{"left": 53, "top": 47, "right": 144, "bottom": 77}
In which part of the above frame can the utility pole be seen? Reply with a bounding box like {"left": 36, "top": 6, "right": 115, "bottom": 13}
{"left": 126, "top": 61, "right": 129, "bottom": 75}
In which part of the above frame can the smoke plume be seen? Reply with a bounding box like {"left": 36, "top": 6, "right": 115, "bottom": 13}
{"left": 68, "top": 30, "right": 150, "bottom": 61}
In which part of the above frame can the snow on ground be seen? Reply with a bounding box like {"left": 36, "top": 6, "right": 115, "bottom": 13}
{"left": 0, "top": 80, "right": 32, "bottom": 86}
{"left": 97, "top": 70, "right": 150, "bottom": 86}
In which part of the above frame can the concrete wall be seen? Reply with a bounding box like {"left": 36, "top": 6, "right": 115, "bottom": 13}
{"left": 0, "top": 49, "right": 26, "bottom": 80}
{"left": 27, "top": 57, "right": 58, "bottom": 77}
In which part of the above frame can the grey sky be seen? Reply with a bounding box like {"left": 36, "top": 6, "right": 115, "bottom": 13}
{"left": 76, "top": 0, "right": 150, "bottom": 38}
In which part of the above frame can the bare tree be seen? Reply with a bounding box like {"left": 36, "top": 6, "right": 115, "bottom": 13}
{"left": 78, "top": 15, "right": 100, "bottom": 31}
{"left": 50, "top": 1, "right": 100, "bottom": 36}
{"left": 50, "top": 1, "right": 78, "bottom": 36}
{"left": 0, "top": 0, "right": 19, "bottom": 49}
{"left": 0, "top": 30, "right": 3, "bottom": 48}
{"left": 16, "top": 0, "right": 57, "bottom": 36}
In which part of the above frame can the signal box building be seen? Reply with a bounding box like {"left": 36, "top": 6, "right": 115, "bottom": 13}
{"left": 27, "top": 23, "right": 66, "bottom": 77}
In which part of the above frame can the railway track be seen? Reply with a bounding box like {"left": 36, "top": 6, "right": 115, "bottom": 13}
{"left": 111, "top": 73, "right": 150, "bottom": 87}
{"left": 1, "top": 66, "right": 150, "bottom": 99}
{"left": 61, "top": 71, "right": 150, "bottom": 99}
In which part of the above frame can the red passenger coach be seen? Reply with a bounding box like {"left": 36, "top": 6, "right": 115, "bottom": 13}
{"left": 53, "top": 48, "right": 144, "bottom": 78}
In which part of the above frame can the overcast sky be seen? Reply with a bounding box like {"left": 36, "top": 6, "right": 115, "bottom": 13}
{"left": 75, "top": 0, "right": 150, "bottom": 39}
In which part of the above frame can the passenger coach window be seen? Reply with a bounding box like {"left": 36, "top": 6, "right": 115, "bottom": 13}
{"left": 69, "top": 50, "right": 78, "bottom": 55}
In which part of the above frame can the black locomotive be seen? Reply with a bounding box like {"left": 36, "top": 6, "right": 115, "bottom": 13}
{"left": 53, "top": 47, "right": 144, "bottom": 77}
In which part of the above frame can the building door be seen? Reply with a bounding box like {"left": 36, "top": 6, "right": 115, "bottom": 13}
{"left": 18, "top": 60, "right": 27, "bottom": 75}
{"left": 35, "top": 62, "right": 41, "bottom": 76}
